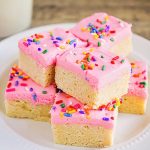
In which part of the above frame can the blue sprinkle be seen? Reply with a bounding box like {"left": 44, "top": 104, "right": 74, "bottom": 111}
{"left": 56, "top": 37, "right": 63, "bottom": 41}
{"left": 74, "top": 43, "right": 77, "bottom": 48}
{"left": 79, "top": 110, "right": 85, "bottom": 114}
{"left": 27, "top": 39, "right": 32, "bottom": 42}
{"left": 52, "top": 106, "right": 56, "bottom": 111}
{"left": 32, "top": 93, "right": 37, "bottom": 101}
{"left": 38, "top": 47, "right": 42, "bottom": 51}
{"left": 18, "top": 76, "right": 23, "bottom": 79}
{"left": 35, "top": 41, "right": 40, "bottom": 45}
{"left": 29, "top": 88, "right": 33, "bottom": 92}
{"left": 64, "top": 113, "right": 72, "bottom": 117}
{"left": 53, "top": 40, "right": 58, "bottom": 44}
{"left": 69, "top": 39, "right": 76, "bottom": 45}
{"left": 15, "top": 80, "right": 19, "bottom": 86}
{"left": 102, "top": 117, "right": 109, "bottom": 121}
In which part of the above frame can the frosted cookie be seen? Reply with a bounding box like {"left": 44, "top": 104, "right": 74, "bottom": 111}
{"left": 55, "top": 47, "right": 131, "bottom": 108}
{"left": 19, "top": 28, "right": 86, "bottom": 87}
{"left": 70, "top": 12, "right": 132, "bottom": 56}
{"left": 50, "top": 92, "right": 120, "bottom": 148}
{"left": 5, "top": 65, "right": 56, "bottom": 121}
{"left": 119, "top": 61, "right": 148, "bottom": 114}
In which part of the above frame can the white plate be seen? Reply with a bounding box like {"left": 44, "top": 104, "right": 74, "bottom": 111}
{"left": 0, "top": 23, "right": 150, "bottom": 150}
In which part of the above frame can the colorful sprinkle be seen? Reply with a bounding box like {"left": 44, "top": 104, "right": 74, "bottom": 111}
{"left": 42, "top": 49, "right": 48, "bottom": 54}
{"left": 101, "top": 65, "right": 106, "bottom": 71}
{"left": 64, "top": 113, "right": 72, "bottom": 117}
{"left": 56, "top": 100, "right": 63, "bottom": 104}
{"left": 98, "top": 41, "right": 101, "bottom": 47}
{"left": 60, "top": 103, "right": 65, "bottom": 108}
{"left": 6, "top": 88, "right": 16, "bottom": 92}
{"left": 42, "top": 91, "right": 47, "bottom": 94}
{"left": 102, "top": 117, "right": 109, "bottom": 121}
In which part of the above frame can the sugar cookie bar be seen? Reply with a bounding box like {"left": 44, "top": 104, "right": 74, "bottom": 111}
{"left": 51, "top": 92, "right": 119, "bottom": 148}
{"left": 5, "top": 66, "right": 56, "bottom": 121}
{"left": 119, "top": 61, "right": 148, "bottom": 114}
{"left": 55, "top": 47, "right": 131, "bottom": 108}
{"left": 19, "top": 28, "right": 86, "bottom": 87}
{"left": 70, "top": 12, "right": 132, "bottom": 56}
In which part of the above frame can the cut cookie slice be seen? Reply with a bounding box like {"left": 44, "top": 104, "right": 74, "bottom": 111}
{"left": 119, "top": 61, "right": 148, "bottom": 114}
{"left": 51, "top": 92, "right": 119, "bottom": 148}
{"left": 5, "top": 65, "right": 56, "bottom": 121}
{"left": 55, "top": 47, "right": 131, "bottom": 108}
{"left": 19, "top": 28, "right": 87, "bottom": 87}
{"left": 70, "top": 12, "right": 132, "bottom": 56}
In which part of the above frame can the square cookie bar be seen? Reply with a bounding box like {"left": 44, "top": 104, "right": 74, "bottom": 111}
{"left": 55, "top": 47, "right": 131, "bottom": 108}
{"left": 5, "top": 65, "right": 56, "bottom": 121}
{"left": 19, "top": 28, "right": 86, "bottom": 87}
{"left": 70, "top": 12, "right": 132, "bottom": 56}
{"left": 51, "top": 92, "right": 119, "bottom": 148}
{"left": 119, "top": 61, "right": 148, "bottom": 114}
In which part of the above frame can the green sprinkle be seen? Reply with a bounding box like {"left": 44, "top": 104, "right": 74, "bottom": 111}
{"left": 101, "top": 65, "right": 106, "bottom": 71}
{"left": 99, "top": 28, "right": 104, "bottom": 31}
{"left": 113, "top": 105, "right": 116, "bottom": 108}
{"left": 87, "top": 57, "right": 90, "bottom": 62}
{"left": 98, "top": 41, "right": 101, "bottom": 47}
{"left": 42, "top": 91, "right": 47, "bottom": 94}
{"left": 60, "top": 103, "right": 65, "bottom": 108}
{"left": 101, "top": 20, "right": 106, "bottom": 24}
{"left": 33, "top": 39, "right": 37, "bottom": 42}
{"left": 110, "top": 37, "right": 114, "bottom": 42}
{"left": 42, "top": 49, "right": 48, "bottom": 54}
{"left": 81, "top": 64, "right": 85, "bottom": 70}
{"left": 120, "top": 59, "right": 125, "bottom": 63}
{"left": 139, "top": 81, "right": 146, "bottom": 87}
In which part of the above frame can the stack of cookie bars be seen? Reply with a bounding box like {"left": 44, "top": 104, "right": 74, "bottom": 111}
{"left": 4, "top": 13, "right": 148, "bottom": 148}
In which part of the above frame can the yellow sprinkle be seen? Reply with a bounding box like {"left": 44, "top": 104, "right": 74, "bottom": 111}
{"left": 59, "top": 112, "right": 63, "bottom": 118}
{"left": 116, "top": 102, "right": 120, "bottom": 107}
{"left": 102, "top": 32, "right": 106, "bottom": 36}
{"left": 94, "top": 34, "right": 99, "bottom": 39}
{"left": 131, "top": 64, "right": 136, "bottom": 68}
{"left": 108, "top": 107, "right": 113, "bottom": 111}
{"left": 23, "top": 38, "right": 27, "bottom": 41}
{"left": 89, "top": 48, "right": 94, "bottom": 52}
{"left": 86, "top": 115, "right": 91, "bottom": 119}
{"left": 59, "top": 45, "right": 65, "bottom": 49}
{"left": 66, "top": 39, "right": 70, "bottom": 44}
{"left": 82, "top": 51, "right": 87, "bottom": 55}
{"left": 90, "top": 64, "right": 94, "bottom": 68}
{"left": 81, "top": 27, "right": 87, "bottom": 32}
{"left": 105, "top": 15, "right": 109, "bottom": 21}
{"left": 68, "top": 109, "right": 76, "bottom": 114}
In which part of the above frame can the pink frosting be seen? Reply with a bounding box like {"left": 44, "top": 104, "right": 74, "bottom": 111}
{"left": 5, "top": 66, "right": 56, "bottom": 105}
{"left": 70, "top": 12, "right": 132, "bottom": 52}
{"left": 56, "top": 47, "right": 131, "bottom": 90}
{"left": 126, "top": 61, "right": 148, "bottom": 99}
{"left": 18, "top": 28, "right": 87, "bottom": 68}
{"left": 50, "top": 93, "right": 117, "bottom": 129}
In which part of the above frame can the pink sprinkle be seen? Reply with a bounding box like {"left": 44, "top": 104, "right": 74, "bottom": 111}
{"left": 23, "top": 42, "right": 28, "bottom": 47}
{"left": 20, "top": 83, "right": 28, "bottom": 86}
{"left": 74, "top": 103, "right": 81, "bottom": 109}
{"left": 144, "top": 76, "right": 147, "bottom": 80}
{"left": 112, "top": 56, "right": 119, "bottom": 60}
{"left": 6, "top": 88, "right": 16, "bottom": 92}
{"left": 7, "top": 82, "right": 12, "bottom": 88}
{"left": 142, "top": 70, "right": 146, "bottom": 74}
{"left": 61, "top": 108, "right": 66, "bottom": 112}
